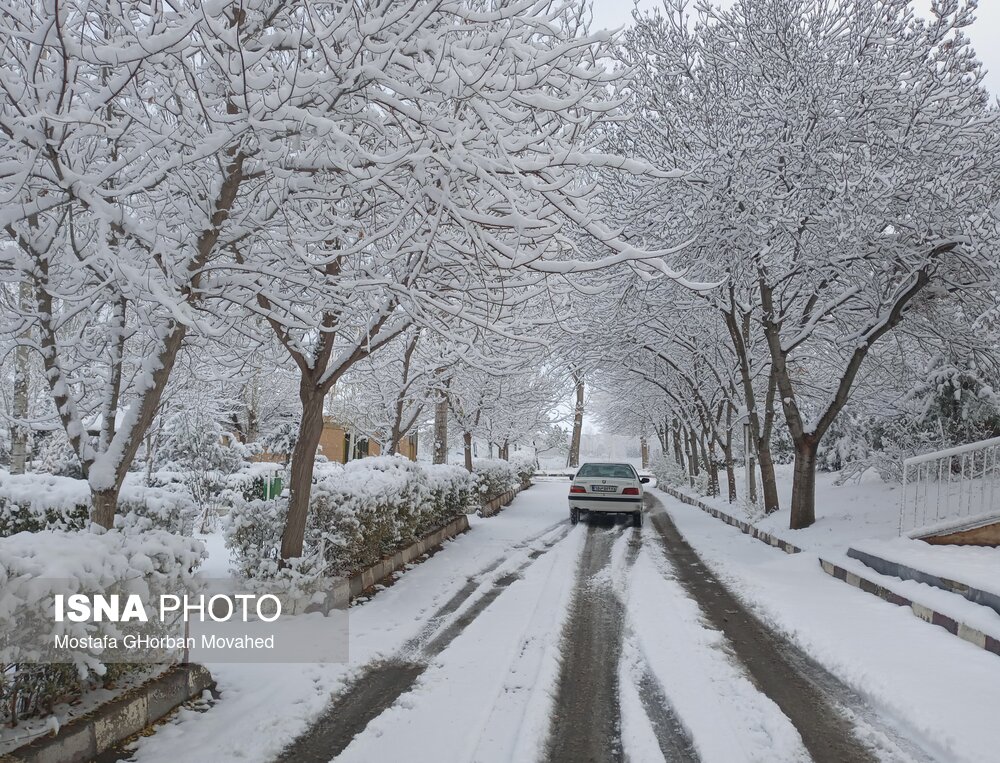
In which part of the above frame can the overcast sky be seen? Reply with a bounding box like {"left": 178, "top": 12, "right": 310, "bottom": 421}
{"left": 590, "top": 0, "right": 1000, "bottom": 96}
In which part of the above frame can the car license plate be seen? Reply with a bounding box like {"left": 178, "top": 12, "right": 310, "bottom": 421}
{"left": 591, "top": 485, "right": 617, "bottom": 493}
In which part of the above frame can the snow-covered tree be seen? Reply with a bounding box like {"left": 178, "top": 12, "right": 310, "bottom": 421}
{"left": 616, "top": 0, "right": 1000, "bottom": 527}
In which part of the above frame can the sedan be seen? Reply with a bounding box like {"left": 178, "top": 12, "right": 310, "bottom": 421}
{"left": 568, "top": 462, "right": 650, "bottom": 526}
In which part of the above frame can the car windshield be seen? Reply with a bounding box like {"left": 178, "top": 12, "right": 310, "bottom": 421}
{"left": 576, "top": 463, "right": 635, "bottom": 479}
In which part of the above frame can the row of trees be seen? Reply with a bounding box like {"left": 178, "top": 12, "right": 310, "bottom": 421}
{"left": 5, "top": 0, "right": 1000, "bottom": 542}
{"left": 588, "top": 0, "right": 1000, "bottom": 528}
{"left": 0, "top": 0, "right": 695, "bottom": 558}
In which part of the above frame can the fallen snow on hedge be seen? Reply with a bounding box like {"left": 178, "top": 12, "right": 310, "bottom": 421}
{"left": 471, "top": 459, "right": 519, "bottom": 504}
{"left": 0, "top": 526, "right": 205, "bottom": 725}
{"left": 226, "top": 456, "right": 473, "bottom": 587}
{"left": 0, "top": 469, "right": 200, "bottom": 536}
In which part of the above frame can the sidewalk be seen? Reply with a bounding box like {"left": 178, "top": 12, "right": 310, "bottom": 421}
{"left": 654, "top": 485, "right": 1000, "bottom": 763}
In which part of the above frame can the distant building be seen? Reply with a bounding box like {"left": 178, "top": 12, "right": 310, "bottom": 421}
{"left": 255, "top": 418, "right": 418, "bottom": 464}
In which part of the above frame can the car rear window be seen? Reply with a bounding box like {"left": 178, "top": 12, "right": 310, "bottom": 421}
{"left": 575, "top": 463, "right": 635, "bottom": 479}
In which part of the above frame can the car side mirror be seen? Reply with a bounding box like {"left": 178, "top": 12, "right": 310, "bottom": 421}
{"left": 640, "top": 477, "right": 651, "bottom": 484}
{"left": 567, "top": 473, "right": 575, "bottom": 480}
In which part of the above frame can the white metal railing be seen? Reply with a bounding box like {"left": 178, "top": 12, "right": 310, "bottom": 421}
{"left": 899, "top": 436, "right": 1000, "bottom": 535}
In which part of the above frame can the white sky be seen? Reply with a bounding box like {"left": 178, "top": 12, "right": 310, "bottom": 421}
{"left": 590, "top": 0, "right": 1000, "bottom": 96}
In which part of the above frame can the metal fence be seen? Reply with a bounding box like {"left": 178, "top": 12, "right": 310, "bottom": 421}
{"left": 899, "top": 436, "right": 1000, "bottom": 535}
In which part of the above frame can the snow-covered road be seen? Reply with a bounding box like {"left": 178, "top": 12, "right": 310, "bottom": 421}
{"left": 120, "top": 479, "right": 997, "bottom": 763}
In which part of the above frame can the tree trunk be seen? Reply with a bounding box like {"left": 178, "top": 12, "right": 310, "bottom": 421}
{"left": 10, "top": 287, "right": 30, "bottom": 474}
{"left": 687, "top": 428, "right": 700, "bottom": 477}
{"left": 789, "top": 439, "right": 819, "bottom": 530}
{"left": 433, "top": 396, "right": 448, "bottom": 464}
{"left": 567, "top": 374, "right": 584, "bottom": 468}
{"left": 90, "top": 488, "right": 119, "bottom": 529}
{"left": 724, "top": 430, "right": 736, "bottom": 503}
{"left": 671, "top": 421, "right": 685, "bottom": 472}
{"left": 463, "top": 431, "right": 473, "bottom": 472}
{"left": 640, "top": 436, "right": 649, "bottom": 469}
{"left": 757, "top": 444, "right": 780, "bottom": 516}
{"left": 500, "top": 439, "right": 509, "bottom": 460}
{"left": 700, "top": 435, "right": 718, "bottom": 497}
{"left": 280, "top": 391, "right": 326, "bottom": 560}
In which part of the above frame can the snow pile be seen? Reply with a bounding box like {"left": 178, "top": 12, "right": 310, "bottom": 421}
{"left": 225, "top": 456, "right": 471, "bottom": 586}
{"left": 0, "top": 527, "right": 204, "bottom": 725}
{"left": 471, "top": 459, "right": 519, "bottom": 506}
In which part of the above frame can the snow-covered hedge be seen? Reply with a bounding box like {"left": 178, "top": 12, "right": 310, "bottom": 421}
{"left": 471, "top": 459, "right": 519, "bottom": 505}
{"left": 224, "top": 461, "right": 284, "bottom": 501}
{"left": 0, "top": 471, "right": 90, "bottom": 535}
{"left": 0, "top": 528, "right": 204, "bottom": 725}
{"left": 226, "top": 457, "right": 472, "bottom": 586}
{"left": 425, "top": 464, "right": 475, "bottom": 525}
{"left": 649, "top": 454, "right": 689, "bottom": 489}
{"left": 0, "top": 471, "right": 199, "bottom": 536}
{"left": 508, "top": 452, "right": 537, "bottom": 487}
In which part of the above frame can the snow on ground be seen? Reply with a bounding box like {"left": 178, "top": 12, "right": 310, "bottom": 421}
{"left": 691, "top": 464, "right": 903, "bottom": 555}
{"left": 194, "top": 530, "right": 231, "bottom": 577}
{"left": 128, "top": 480, "right": 572, "bottom": 763}
{"left": 851, "top": 537, "right": 1000, "bottom": 600}
{"left": 676, "top": 464, "right": 1000, "bottom": 634}
{"left": 611, "top": 530, "right": 811, "bottom": 763}
{"left": 654, "top": 487, "right": 1000, "bottom": 763}
{"left": 335, "top": 523, "right": 585, "bottom": 763}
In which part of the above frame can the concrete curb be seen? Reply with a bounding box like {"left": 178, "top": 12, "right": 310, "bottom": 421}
{"left": 658, "top": 485, "right": 1000, "bottom": 659}
{"left": 847, "top": 547, "right": 1000, "bottom": 618}
{"left": 335, "top": 514, "right": 471, "bottom": 601}
{"left": 658, "top": 485, "right": 802, "bottom": 554}
{"left": 818, "top": 558, "right": 1000, "bottom": 658}
{"left": 1, "top": 664, "right": 215, "bottom": 763}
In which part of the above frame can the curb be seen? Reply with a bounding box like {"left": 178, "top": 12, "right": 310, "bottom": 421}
{"left": 1, "top": 664, "right": 215, "bottom": 763}
{"left": 657, "top": 485, "right": 1000, "bottom": 659}
{"left": 847, "top": 547, "right": 1000, "bottom": 618}
{"left": 818, "top": 558, "right": 1000, "bottom": 658}
{"left": 658, "top": 485, "right": 802, "bottom": 554}
{"left": 335, "top": 514, "right": 471, "bottom": 602}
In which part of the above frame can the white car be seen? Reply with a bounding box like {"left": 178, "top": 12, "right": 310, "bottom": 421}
{"left": 568, "top": 462, "right": 649, "bottom": 526}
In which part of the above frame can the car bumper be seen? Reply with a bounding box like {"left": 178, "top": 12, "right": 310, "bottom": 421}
{"left": 569, "top": 496, "right": 642, "bottom": 513}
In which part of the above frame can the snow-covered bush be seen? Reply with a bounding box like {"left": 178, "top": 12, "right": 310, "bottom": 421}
{"left": 118, "top": 478, "right": 200, "bottom": 536}
{"left": 508, "top": 452, "right": 537, "bottom": 488}
{"left": 471, "top": 459, "right": 518, "bottom": 505}
{"left": 423, "top": 464, "right": 474, "bottom": 530}
{"left": 223, "top": 461, "right": 285, "bottom": 502}
{"left": 0, "top": 527, "right": 204, "bottom": 724}
{"left": 33, "top": 429, "right": 84, "bottom": 478}
{"left": 0, "top": 471, "right": 200, "bottom": 536}
{"left": 155, "top": 411, "right": 245, "bottom": 528}
{"left": 310, "top": 457, "right": 431, "bottom": 576}
{"left": 225, "top": 457, "right": 471, "bottom": 587}
{"left": 649, "top": 455, "right": 687, "bottom": 490}
{"left": 0, "top": 471, "right": 90, "bottom": 535}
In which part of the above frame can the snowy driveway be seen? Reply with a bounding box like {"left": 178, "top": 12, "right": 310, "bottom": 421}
{"left": 122, "top": 480, "right": 989, "bottom": 763}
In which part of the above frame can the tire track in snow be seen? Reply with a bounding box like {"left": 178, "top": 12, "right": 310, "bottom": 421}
{"left": 274, "top": 520, "right": 575, "bottom": 762}
{"left": 646, "top": 493, "right": 878, "bottom": 763}
{"left": 402, "top": 521, "right": 573, "bottom": 655}
{"left": 546, "top": 518, "right": 640, "bottom": 763}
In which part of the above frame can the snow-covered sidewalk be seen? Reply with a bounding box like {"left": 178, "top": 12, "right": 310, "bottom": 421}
{"left": 654, "top": 487, "right": 1000, "bottom": 763}
{"left": 126, "top": 481, "right": 572, "bottom": 763}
